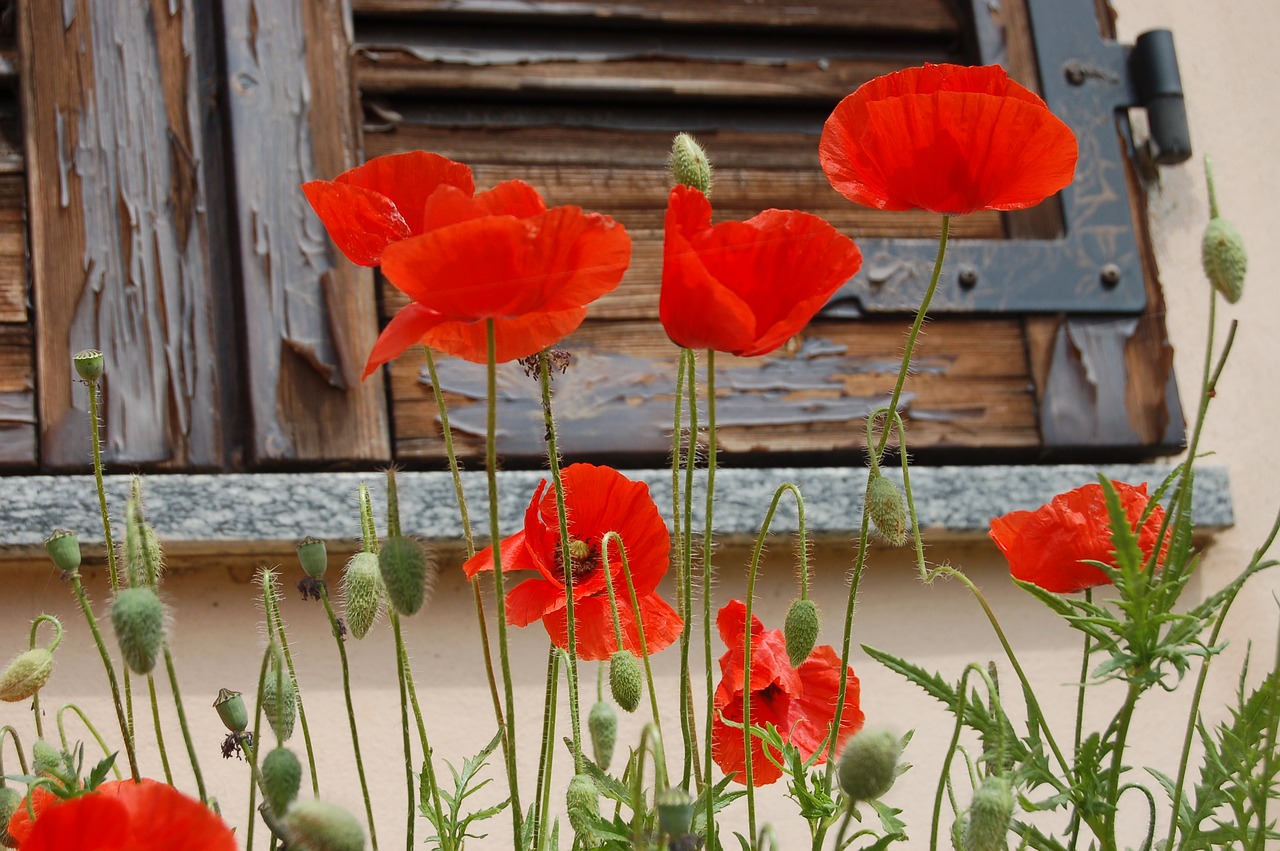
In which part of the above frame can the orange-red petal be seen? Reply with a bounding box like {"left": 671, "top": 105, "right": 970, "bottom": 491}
{"left": 333, "top": 151, "right": 474, "bottom": 236}
{"left": 362, "top": 302, "right": 449, "bottom": 380}
{"left": 420, "top": 307, "right": 590, "bottom": 365}
{"left": 541, "top": 591, "right": 682, "bottom": 661}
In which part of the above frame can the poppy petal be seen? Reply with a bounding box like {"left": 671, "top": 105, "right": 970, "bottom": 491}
{"left": 422, "top": 180, "right": 548, "bottom": 230}
{"left": 420, "top": 307, "right": 589, "bottom": 365}
{"left": 361, "top": 302, "right": 449, "bottom": 380}
{"left": 334, "top": 151, "right": 474, "bottom": 235}
{"left": 302, "top": 179, "right": 412, "bottom": 267}
{"left": 541, "top": 591, "right": 681, "bottom": 661}
{"left": 462, "top": 530, "right": 531, "bottom": 579}
{"left": 18, "top": 794, "right": 131, "bottom": 851}
{"left": 506, "top": 577, "right": 567, "bottom": 627}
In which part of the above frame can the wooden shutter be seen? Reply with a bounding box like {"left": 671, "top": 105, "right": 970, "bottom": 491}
{"left": 0, "top": 16, "right": 31, "bottom": 468}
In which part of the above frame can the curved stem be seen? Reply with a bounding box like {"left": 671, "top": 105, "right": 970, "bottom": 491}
{"left": 484, "top": 321, "right": 523, "bottom": 841}
{"left": 318, "top": 585, "right": 378, "bottom": 849}
{"left": 0, "top": 724, "right": 29, "bottom": 776}
{"left": 600, "top": 532, "right": 665, "bottom": 735}
{"left": 701, "top": 349, "right": 719, "bottom": 848}
{"left": 930, "top": 664, "right": 1002, "bottom": 851}
{"left": 69, "top": 574, "right": 138, "bottom": 781}
{"left": 630, "top": 723, "right": 669, "bottom": 844}
{"left": 54, "top": 703, "right": 122, "bottom": 779}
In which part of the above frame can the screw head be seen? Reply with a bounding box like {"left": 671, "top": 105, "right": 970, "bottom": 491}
{"left": 958, "top": 266, "right": 979, "bottom": 289}
{"left": 1100, "top": 264, "right": 1122, "bottom": 288}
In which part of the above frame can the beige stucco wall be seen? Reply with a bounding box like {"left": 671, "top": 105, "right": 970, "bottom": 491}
{"left": 3, "top": 1, "right": 1279, "bottom": 848}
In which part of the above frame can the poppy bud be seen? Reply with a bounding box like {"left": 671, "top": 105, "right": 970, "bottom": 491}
{"left": 588, "top": 700, "right": 618, "bottom": 770}
{"left": 32, "top": 740, "right": 63, "bottom": 775}
{"left": 1202, "top": 216, "right": 1246, "bottom": 304}
{"left": 297, "top": 537, "right": 329, "bottom": 580}
{"left": 124, "top": 501, "right": 164, "bottom": 587}
{"left": 262, "top": 666, "right": 298, "bottom": 743}
{"left": 566, "top": 773, "right": 600, "bottom": 838}
{"left": 378, "top": 535, "right": 435, "bottom": 617}
{"left": 282, "top": 799, "right": 367, "bottom": 851}
{"left": 963, "top": 775, "right": 1014, "bottom": 851}
{"left": 261, "top": 746, "right": 303, "bottom": 815}
{"left": 0, "top": 786, "right": 20, "bottom": 842}
{"left": 837, "top": 729, "right": 900, "bottom": 803}
{"left": 783, "top": 598, "right": 820, "bottom": 668}
{"left": 0, "top": 648, "right": 54, "bottom": 702}
{"left": 670, "top": 132, "right": 713, "bottom": 196}
{"left": 214, "top": 688, "right": 249, "bottom": 733}
{"left": 866, "top": 473, "right": 909, "bottom": 547}
{"left": 73, "top": 349, "right": 104, "bottom": 383}
{"left": 342, "top": 552, "right": 384, "bottom": 639}
{"left": 111, "top": 587, "right": 166, "bottom": 675}
{"left": 609, "top": 650, "right": 643, "bottom": 713}
{"left": 656, "top": 786, "right": 694, "bottom": 836}
{"left": 44, "top": 530, "right": 82, "bottom": 574}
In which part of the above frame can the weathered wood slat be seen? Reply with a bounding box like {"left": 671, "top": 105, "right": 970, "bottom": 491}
{"left": 20, "top": 0, "right": 226, "bottom": 468}
{"left": 220, "top": 0, "right": 390, "bottom": 464}
{"left": 388, "top": 318, "right": 1038, "bottom": 462}
{"left": 0, "top": 173, "right": 27, "bottom": 323}
{"left": 0, "top": 323, "right": 36, "bottom": 466}
{"left": 352, "top": 0, "right": 963, "bottom": 34}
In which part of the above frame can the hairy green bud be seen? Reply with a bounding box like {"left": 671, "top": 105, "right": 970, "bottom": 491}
{"left": 32, "top": 740, "right": 63, "bottom": 775}
{"left": 669, "top": 132, "right": 713, "bottom": 195}
{"left": 111, "top": 587, "right": 166, "bottom": 675}
{"left": 656, "top": 786, "right": 694, "bottom": 836}
{"left": 1202, "top": 216, "right": 1246, "bottom": 304}
{"left": 342, "top": 552, "right": 384, "bottom": 639}
{"left": 783, "top": 598, "right": 820, "bottom": 668}
{"left": 609, "top": 650, "right": 643, "bottom": 713}
{"left": 261, "top": 747, "right": 303, "bottom": 816}
{"left": 588, "top": 700, "right": 618, "bottom": 770}
{"left": 0, "top": 648, "right": 54, "bottom": 702}
{"left": 838, "top": 729, "right": 901, "bottom": 803}
{"left": 963, "top": 775, "right": 1014, "bottom": 851}
{"left": 282, "top": 799, "right": 367, "bottom": 851}
{"left": 378, "top": 535, "right": 435, "bottom": 616}
{"left": 866, "top": 473, "right": 909, "bottom": 547}
{"left": 566, "top": 773, "right": 600, "bottom": 838}
{"left": 262, "top": 665, "right": 298, "bottom": 743}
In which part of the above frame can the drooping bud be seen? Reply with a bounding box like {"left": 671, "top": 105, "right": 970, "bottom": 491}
{"left": 262, "top": 665, "right": 298, "bottom": 743}
{"left": 110, "top": 587, "right": 166, "bottom": 675}
{"left": 342, "top": 552, "right": 385, "bottom": 639}
{"left": 44, "top": 530, "right": 82, "bottom": 574}
{"left": 587, "top": 700, "right": 618, "bottom": 770}
{"left": 378, "top": 535, "right": 435, "bottom": 616}
{"left": 609, "top": 650, "right": 643, "bottom": 713}
{"left": 72, "top": 349, "right": 104, "bottom": 383}
{"left": 656, "top": 786, "right": 694, "bottom": 836}
{"left": 963, "top": 775, "right": 1015, "bottom": 851}
{"left": 214, "top": 688, "right": 248, "bottom": 733}
{"left": 1202, "top": 217, "right": 1246, "bottom": 304}
{"left": 281, "top": 799, "right": 367, "bottom": 851}
{"left": 0, "top": 786, "right": 21, "bottom": 842}
{"left": 865, "top": 473, "right": 909, "bottom": 547}
{"left": 669, "top": 133, "right": 713, "bottom": 195}
{"left": 32, "top": 740, "right": 63, "bottom": 776}
{"left": 837, "top": 729, "right": 901, "bottom": 803}
{"left": 566, "top": 773, "right": 600, "bottom": 838}
{"left": 297, "top": 537, "right": 329, "bottom": 580}
{"left": 261, "top": 747, "right": 303, "bottom": 816}
{"left": 783, "top": 598, "right": 820, "bottom": 668}
{"left": 0, "top": 648, "right": 54, "bottom": 702}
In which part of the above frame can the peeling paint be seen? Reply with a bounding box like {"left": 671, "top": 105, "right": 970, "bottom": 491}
{"left": 1041, "top": 318, "right": 1141, "bottom": 445}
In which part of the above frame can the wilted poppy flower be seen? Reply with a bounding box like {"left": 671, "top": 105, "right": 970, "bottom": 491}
{"left": 463, "top": 464, "right": 682, "bottom": 661}
{"left": 8, "top": 779, "right": 235, "bottom": 851}
{"left": 364, "top": 180, "right": 631, "bottom": 372}
{"left": 660, "top": 186, "right": 862, "bottom": 356}
{"left": 989, "top": 481, "right": 1168, "bottom": 593}
{"left": 302, "top": 150, "right": 475, "bottom": 266}
{"left": 820, "top": 63, "right": 1078, "bottom": 214}
{"left": 712, "top": 600, "right": 864, "bottom": 786}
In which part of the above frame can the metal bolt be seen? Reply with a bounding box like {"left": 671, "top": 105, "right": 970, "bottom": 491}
{"left": 958, "top": 266, "right": 979, "bottom": 289}
{"left": 1100, "top": 264, "right": 1122, "bottom": 288}
{"left": 1064, "top": 61, "right": 1087, "bottom": 86}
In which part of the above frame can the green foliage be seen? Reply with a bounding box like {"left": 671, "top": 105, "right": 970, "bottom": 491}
{"left": 419, "top": 730, "right": 511, "bottom": 850}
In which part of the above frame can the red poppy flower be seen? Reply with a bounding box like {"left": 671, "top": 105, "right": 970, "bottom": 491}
{"left": 8, "top": 779, "right": 235, "bottom": 851}
{"left": 820, "top": 63, "right": 1078, "bottom": 214}
{"left": 363, "top": 180, "right": 631, "bottom": 372}
{"left": 660, "top": 186, "right": 862, "bottom": 356}
{"left": 712, "top": 600, "right": 864, "bottom": 786}
{"left": 302, "top": 150, "right": 475, "bottom": 266}
{"left": 463, "top": 464, "right": 682, "bottom": 661}
{"left": 989, "top": 481, "right": 1169, "bottom": 593}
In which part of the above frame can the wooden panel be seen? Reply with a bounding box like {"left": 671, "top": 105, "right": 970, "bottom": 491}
{"left": 389, "top": 318, "right": 1039, "bottom": 462}
{"left": 0, "top": 323, "right": 35, "bottom": 466}
{"left": 20, "top": 0, "right": 226, "bottom": 468}
{"left": 220, "top": 0, "right": 390, "bottom": 464}
{"left": 352, "top": 0, "right": 963, "bottom": 34}
{"left": 0, "top": 172, "right": 25, "bottom": 324}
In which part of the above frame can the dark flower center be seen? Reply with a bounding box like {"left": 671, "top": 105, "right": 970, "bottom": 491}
{"left": 559, "top": 536, "right": 600, "bottom": 584}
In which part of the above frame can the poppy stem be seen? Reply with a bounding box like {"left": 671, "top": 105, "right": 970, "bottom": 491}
{"left": 929, "top": 664, "right": 1002, "bottom": 851}
{"left": 53, "top": 703, "right": 121, "bottom": 780}
{"left": 671, "top": 348, "right": 697, "bottom": 791}
{"left": 484, "top": 321, "right": 524, "bottom": 843}
{"left": 84, "top": 371, "right": 120, "bottom": 594}
{"left": 318, "top": 583, "right": 379, "bottom": 849}
{"left": 824, "top": 503, "right": 872, "bottom": 789}
{"left": 873, "top": 214, "right": 951, "bottom": 463}
{"left": 262, "top": 571, "right": 319, "bottom": 796}
{"left": 392, "top": 610, "right": 449, "bottom": 851}
{"left": 533, "top": 646, "right": 560, "bottom": 851}
{"left": 145, "top": 672, "right": 173, "bottom": 784}
{"left": 537, "top": 349, "right": 585, "bottom": 774}
{"left": 0, "top": 724, "right": 30, "bottom": 777}
{"left": 701, "top": 348, "right": 720, "bottom": 849}
{"left": 678, "top": 347, "right": 702, "bottom": 793}
{"left": 68, "top": 573, "right": 140, "bottom": 782}
{"left": 600, "top": 531, "right": 665, "bottom": 734}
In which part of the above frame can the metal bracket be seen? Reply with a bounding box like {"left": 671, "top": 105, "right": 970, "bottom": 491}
{"left": 822, "top": 0, "right": 1189, "bottom": 317}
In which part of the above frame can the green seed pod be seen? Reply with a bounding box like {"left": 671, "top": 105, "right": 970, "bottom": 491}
{"left": 44, "top": 530, "right": 82, "bottom": 574}
{"left": 566, "top": 773, "right": 600, "bottom": 838}
{"left": 0, "top": 648, "right": 54, "bottom": 702}
{"left": 297, "top": 537, "right": 329, "bottom": 580}
{"left": 378, "top": 535, "right": 435, "bottom": 617}
{"left": 214, "top": 688, "right": 249, "bottom": 734}
{"left": 73, "top": 349, "right": 104, "bottom": 382}
{"left": 342, "top": 552, "right": 384, "bottom": 639}
{"left": 587, "top": 700, "right": 618, "bottom": 770}
{"left": 32, "top": 740, "right": 63, "bottom": 776}
{"left": 261, "top": 747, "right": 303, "bottom": 816}
{"left": 783, "top": 598, "right": 820, "bottom": 668}
{"left": 669, "top": 133, "right": 713, "bottom": 195}
{"left": 1202, "top": 216, "right": 1246, "bottom": 304}
{"left": 837, "top": 729, "right": 901, "bottom": 804}
{"left": 0, "top": 786, "right": 22, "bottom": 844}
{"left": 111, "top": 587, "right": 166, "bottom": 675}
{"left": 866, "top": 473, "right": 909, "bottom": 547}
{"left": 963, "top": 775, "right": 1014, "bottom": 851}
{"left": 262, "top": 666, "right": 298, "bottom": 743}
{"left": 609, "top": 650, "right": 643, "bottom": 713}
{"left": 656, "top": 786, "right": 694, "bottom": 837}
{"left": 282, "top": 799, "right": 367, "bottom": 851}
